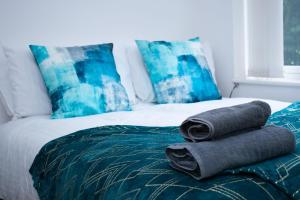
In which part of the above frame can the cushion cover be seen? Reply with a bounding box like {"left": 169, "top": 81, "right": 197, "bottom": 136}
{"left": 135, "top": 38, "right": 221, "bottom": 104}
{"left": 30, "top": 43, "right": 131, "bottom": 119}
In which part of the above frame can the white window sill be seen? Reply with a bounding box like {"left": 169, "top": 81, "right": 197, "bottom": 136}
{"left": 234, "top": 77, "right": 300, "bottom": 87}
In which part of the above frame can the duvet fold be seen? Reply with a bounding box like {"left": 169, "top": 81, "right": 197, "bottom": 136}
{"left": 166, "top": 125, "right": 296, "bottom": 180}
{"left": 180, "top": 101, "right": 271, "bottom": 142}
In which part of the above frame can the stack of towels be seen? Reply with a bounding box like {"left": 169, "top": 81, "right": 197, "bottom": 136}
{"left": 166, "top": 101, "right": 296, "bottom": 180}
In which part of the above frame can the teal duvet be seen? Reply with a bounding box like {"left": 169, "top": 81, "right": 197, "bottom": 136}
{"left": 30, "top": 102, "right": 300, "bottom": 200}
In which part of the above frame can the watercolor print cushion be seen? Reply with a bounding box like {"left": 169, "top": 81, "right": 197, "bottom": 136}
{"left": 29, "top": 43, "right": 131, "bottom": 119}
{"left": 136, "top": 38, "right": 221, "bottom": 104}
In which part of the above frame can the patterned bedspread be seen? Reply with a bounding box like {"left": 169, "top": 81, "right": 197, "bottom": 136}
{"left": 30, "top": 102, "right": 300, "bottom": 200}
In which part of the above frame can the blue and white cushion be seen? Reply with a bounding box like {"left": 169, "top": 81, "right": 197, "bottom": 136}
{"left": 136, "top": 38, "right": 221, "bottom": 104}
{"left": 30, "top": 43, "right": 131, "bottom": 119}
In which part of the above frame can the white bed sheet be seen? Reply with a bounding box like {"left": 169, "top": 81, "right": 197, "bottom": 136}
{"left": 0, "top": 98, "right": 291, "bottom": 200}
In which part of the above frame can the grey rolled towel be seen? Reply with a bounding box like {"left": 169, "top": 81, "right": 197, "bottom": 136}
{"left": 166, "top": 125, "right": 295, "bottom": 180}
{"left": 180, "top": 101, "right": 271, "bottom": 142}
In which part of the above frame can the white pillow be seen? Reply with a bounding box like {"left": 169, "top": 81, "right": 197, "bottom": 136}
{"left": 2, "top": 42, "right": 137, "bottom": 119}
{"left": 0, "top": 102, "right": 9, "bottom": 124}
{"left": 4, "top": 46, "right": 52, "bottom": 119}
{"left": 112, "top": 42, "right": 137, "bottom": 105}
{"left": 126, "top": 42, "right": 155, "bottom": 102}
{"left": 126, "top": 40, "right": 217, "bottom": 103}
{"left": 0, "top": 45, "right": 14, "bottom": 118}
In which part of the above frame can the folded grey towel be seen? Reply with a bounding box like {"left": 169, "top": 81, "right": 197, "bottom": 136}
{"left": 180, "top": 101, "right": 271, "bottom": 142}
{"left": 166, "top": 125, "right": 295, "bottom": 180}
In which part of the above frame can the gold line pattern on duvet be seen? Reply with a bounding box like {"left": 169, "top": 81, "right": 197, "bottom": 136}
{"left": 30, "top": 102, "right": 300, "bottom": 200}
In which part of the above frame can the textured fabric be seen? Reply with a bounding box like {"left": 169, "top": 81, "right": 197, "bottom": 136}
{"left": 30, "top": 102, "right": 300, "bottom": 200}
{"left": 180, "top": 100, "right": 271, "bottom": 141}
{"left": 166, "top": 125, "right": 295, "bottom": 180}
{"left": 136, "top": 38, "right": 221, "bottom": 104}
{"left": 30, "top": 43, "right": 131, "bottom": 119}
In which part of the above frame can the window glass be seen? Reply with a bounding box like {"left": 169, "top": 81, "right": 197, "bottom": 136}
{"left": 284, "top": 0, "right": 300, "bottom": 66}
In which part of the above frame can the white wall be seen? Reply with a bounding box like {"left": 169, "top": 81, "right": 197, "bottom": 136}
{"left": 234, "top": 84, "right": 300, "bottom": 102}
{"left": 0, "top": 0, "right": 234, "bottom": 118}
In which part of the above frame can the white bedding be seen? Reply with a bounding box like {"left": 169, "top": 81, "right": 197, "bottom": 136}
{"left": 0, "top": 98, "right": 291, "bottom": 200}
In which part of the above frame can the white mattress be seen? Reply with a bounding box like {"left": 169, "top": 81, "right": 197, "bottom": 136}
{"left": 0, "top": 98, "right": 291, "bottom": 200}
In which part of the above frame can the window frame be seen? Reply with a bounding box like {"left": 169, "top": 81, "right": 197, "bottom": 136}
{"left": 233, "top": 0, "right": 300, "bottom": 83}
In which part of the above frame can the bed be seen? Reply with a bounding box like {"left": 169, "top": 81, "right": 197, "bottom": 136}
{"left": 0, "top": 97, "right": 296, "bottom": 200}
{"left": 1, "top": 37, "right": 299, "bottom": 200}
